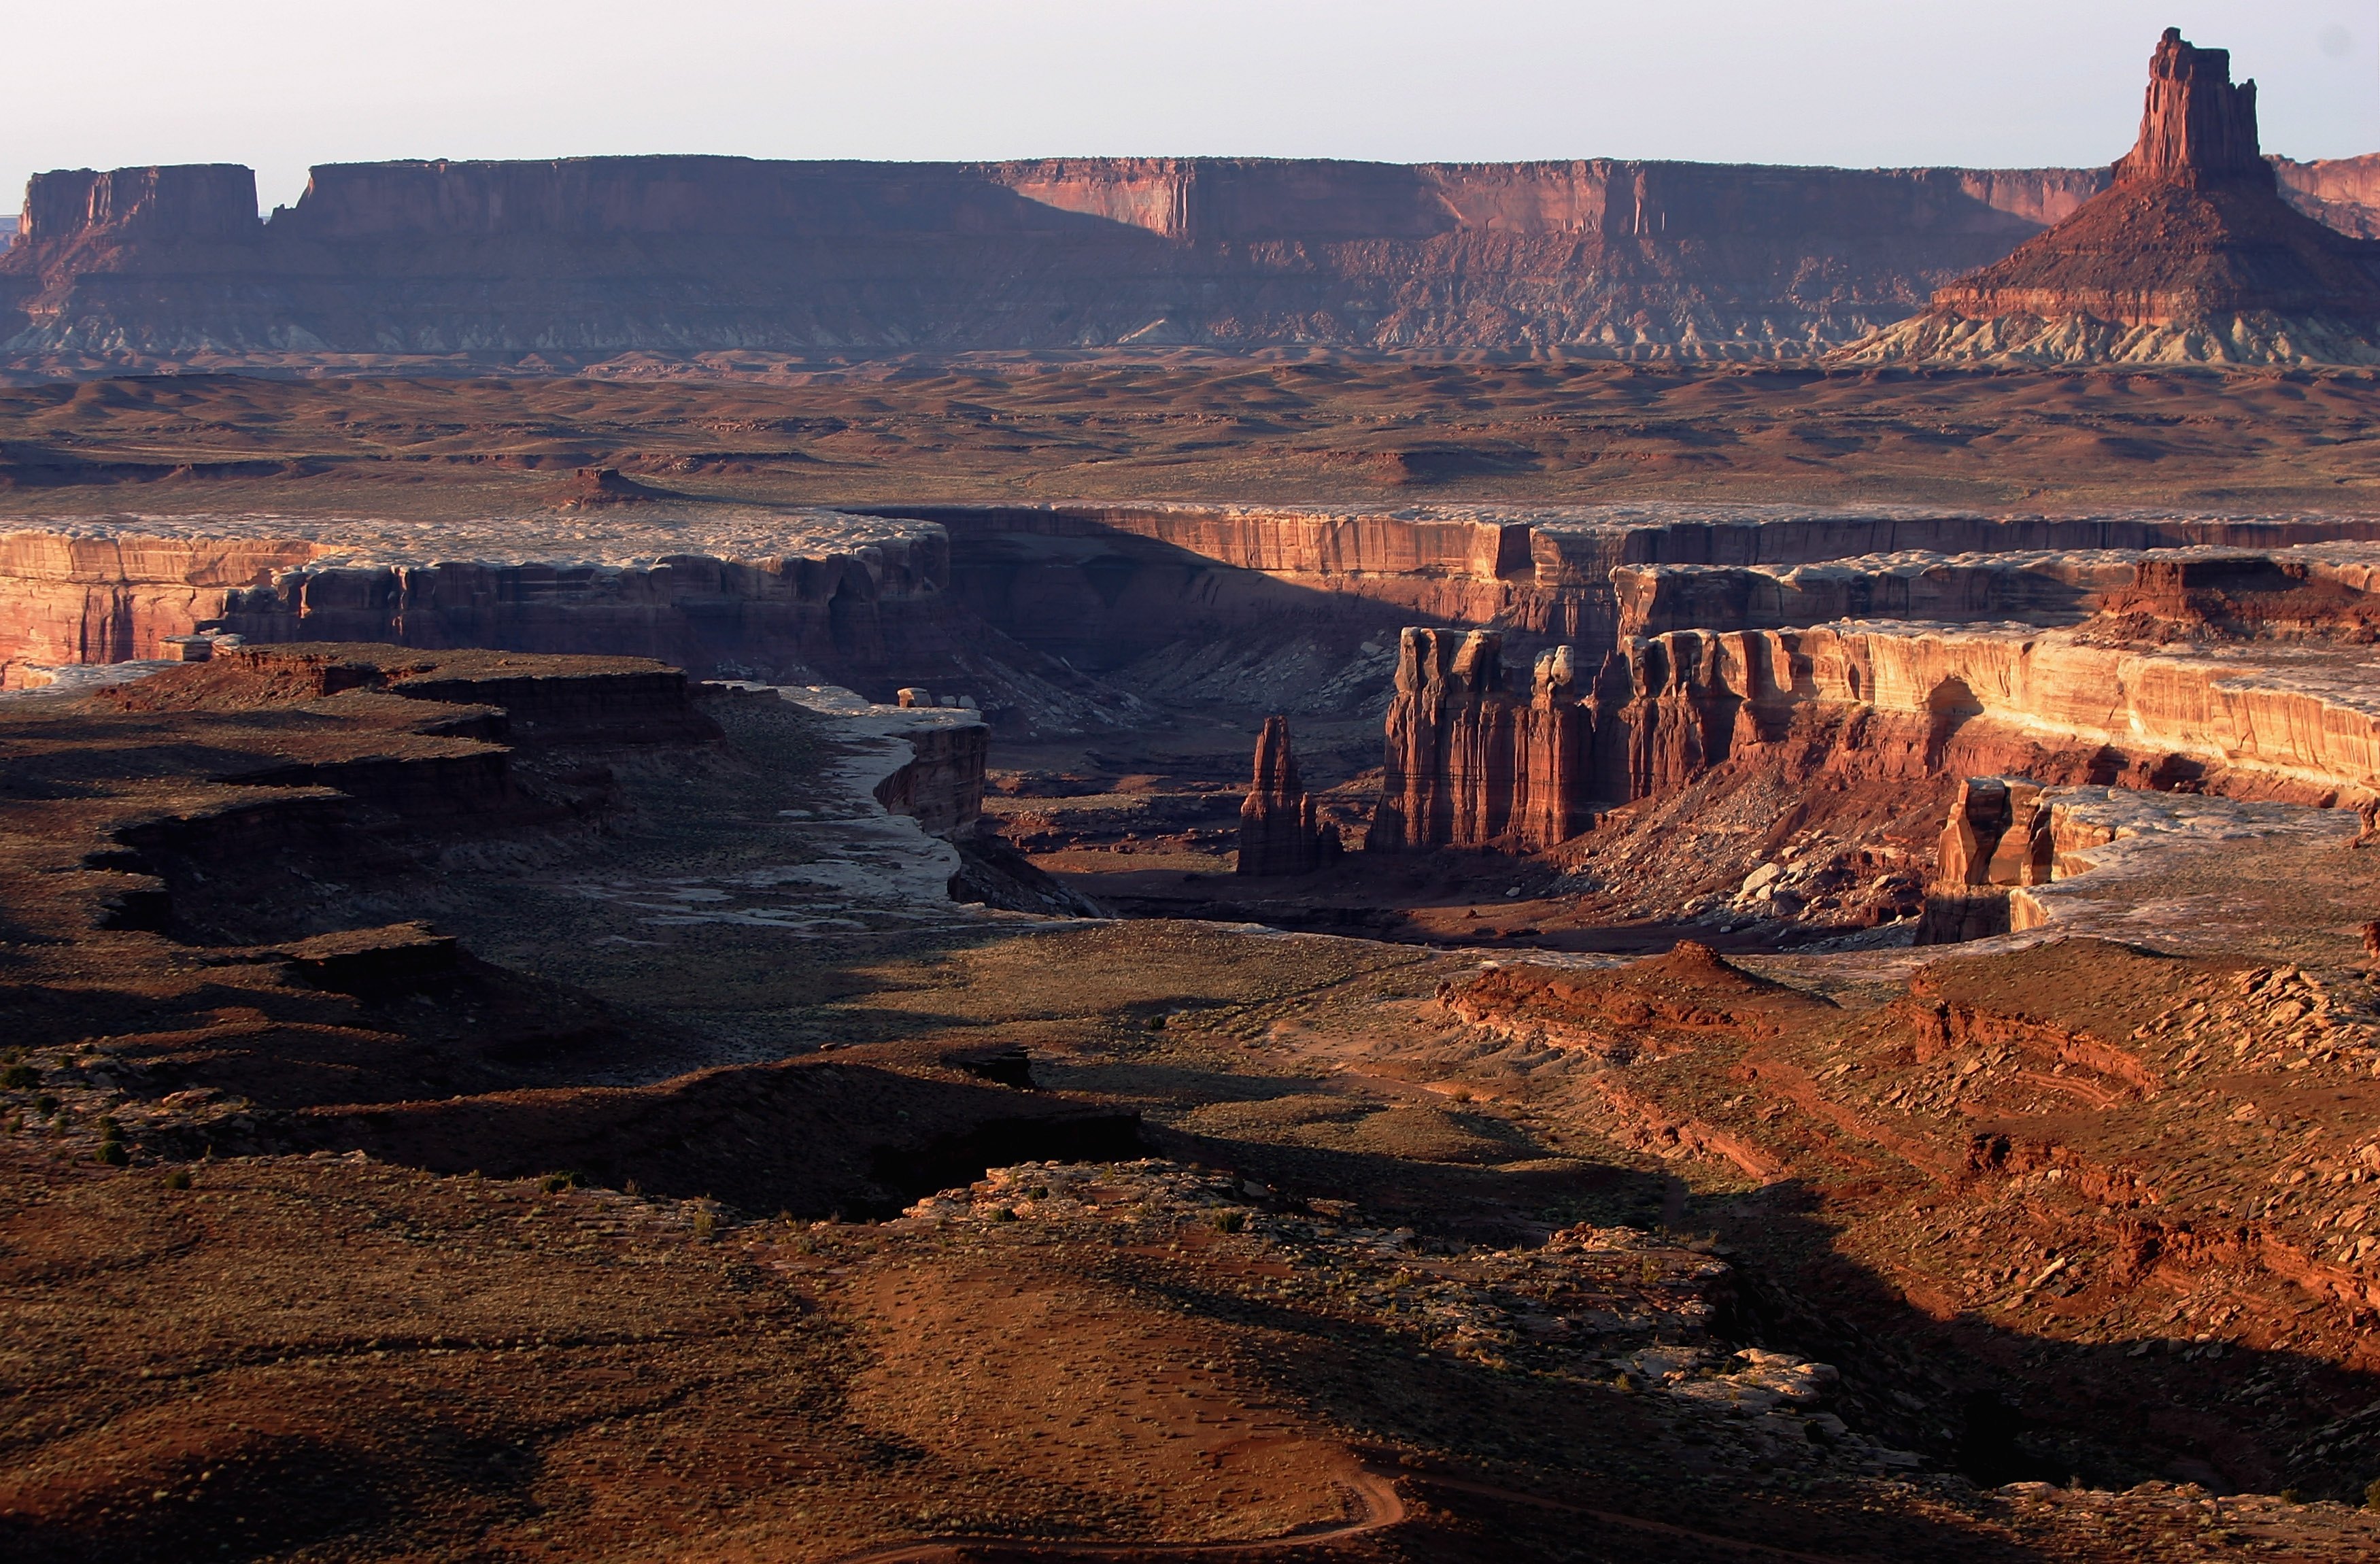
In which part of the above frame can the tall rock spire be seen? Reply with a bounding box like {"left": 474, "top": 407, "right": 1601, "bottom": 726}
{"left": 1833, "top": 28, "right": 2380, "bottom": 366}
{"left": 2111, "top": 29, "right": 2267, "bottom": 188}
{"left": 1237, "top": 716, "right": 1340, "bottom": 877}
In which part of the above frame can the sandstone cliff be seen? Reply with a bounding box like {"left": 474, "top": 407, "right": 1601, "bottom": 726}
{"left": 1583, "top": 620, "right": 2380, "bottom": 807}
{"left": 0, "top": 154, "right": 2147, "bottom": 367}
{"left": 1366, "top": 610, "right": 2380, "bottom": 859}
{"left": 2275, "top": 154, "right": 2380, "bottom": 238}
{"left": 1840, "top": 30, "right": 2380, "bottom": 366}
{"left": 1236, "top": 716, "right": 1339, "bottom": 876}
{"left": 0, "top": 517, "right": 947, "bottom": 692}
{"left": 1365, "top": 629, "right": 1586, "bottom": 852}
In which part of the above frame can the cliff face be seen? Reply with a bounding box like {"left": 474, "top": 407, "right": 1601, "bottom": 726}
{"left": 1365, "top": 629, "right": 1586, "bottom": 852}
{"left": 0, "top": 523, "right": 953, "bottom": 696}
{"left": 1584, "top": 622, "right": 2380, "bottom": 809}
{"left": 0, "top": 154, "right": 2147, "bottom": 364}
{"left": 1236, "top": 716, "right": 1339, "bottom": 876}
{"left": 1841, "top": 31, "right": 2380, "bottom": 365}
{"left": 2275, "top": 155, "right": 2380, "bottom": 238}
{"left": 1366, "top": 607, "right": 2380, "bottom": 858}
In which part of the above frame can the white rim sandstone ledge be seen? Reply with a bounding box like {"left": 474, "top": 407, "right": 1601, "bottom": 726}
{"left": 0, "top": 509, "right": 946, "bottom": 571}
{"left": 1642, "top": 617, "right": 2380, "bottom": 802}
{"left": 2004, "top": 787, "right": 2362, "bottom": 939}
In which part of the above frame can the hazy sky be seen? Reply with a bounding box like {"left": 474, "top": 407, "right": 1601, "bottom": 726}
{"left": 6, "top": 1, "right": 2377, "bottom": 215}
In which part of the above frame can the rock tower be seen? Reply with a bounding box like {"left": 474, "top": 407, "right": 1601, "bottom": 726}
{"left": 1837, "top": 29, "right": 2380, "bottom": 365}
{"left": 1236, "top": 716, "right": 1340, "bottom": 876}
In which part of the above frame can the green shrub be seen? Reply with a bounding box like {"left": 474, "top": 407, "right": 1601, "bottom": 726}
{"left": 97, "top": 1142, "right": 129, "bottom": 1167}
{"left": 165, "top": 1170, "right": 192, "bottom": 1191}
{"left": 541, "top": 1171, "right": 582, "bottom": 1194}
{"left": 0, "top": 1064, "right": 37, "bottom": 1089}
{"left": 991, "top": 1206, "right": 1018, "bottom": 1223}
{"left": 33, "top": 1095, "right": 57, "bottom": 1117}
{"left": 1214, "top": 1210, "right": 1246, "bottom": 1234}
{"left": 2364, "top": 1476, "right": 2380, "bottom": 1511}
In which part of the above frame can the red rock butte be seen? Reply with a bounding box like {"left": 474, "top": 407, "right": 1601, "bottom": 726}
{"left": 1839, "top": 29, "right": 2380, "bottom": 366}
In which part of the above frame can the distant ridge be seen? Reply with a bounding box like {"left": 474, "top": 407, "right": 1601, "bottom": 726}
{"left": 3, "top": 139, "right": 2379, "bottom": 376}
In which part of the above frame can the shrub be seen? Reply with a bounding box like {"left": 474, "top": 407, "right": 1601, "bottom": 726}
{"left": 0, "top": 1064, "right": 37, "bottom": 1089}
{"left": 991, "top": 1206, "right": 1018, "bottom": 1223}
{"left": 541, "top": 1171, "right": 582, "bottom": 1194}
{"left": 1214, "top": 1210, "right": 1246, "bottom": 1234}
{"left": 165, "top": 1169, "right": 192, "bottom": 1191}
{"left": 33, "top": 1095, "right": 57, "bottom": 1117}
{"left": 97, "top": 1142, "right": 129, "bottom": 1166}
{"left": 691, "top": 1210, "right": 718, "bottom": 1240}
{"left": 2364, "top": 1476, "right": 2380, "bottom": 1512}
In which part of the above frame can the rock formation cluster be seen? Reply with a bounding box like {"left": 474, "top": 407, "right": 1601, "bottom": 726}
{"left": 1365, "top": 628, "right": 1586, "bottom": 853}
{"left": 1841, "top": 30, "right": 2380, "bottom": 365}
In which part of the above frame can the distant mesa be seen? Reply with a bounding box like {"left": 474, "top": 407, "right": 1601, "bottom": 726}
{"left": 3, "top": 144, "right": 2377, "bottom": 372}
{"left": 558, "top": 465, "right": 662, "bottom": 508}
{"left": 1836, "top": 29, "right": 2380, "bottom": 367}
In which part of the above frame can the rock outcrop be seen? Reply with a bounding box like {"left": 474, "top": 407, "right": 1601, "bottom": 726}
{"left": 1370, "top": 607, "right": 2380, "bottom": 858}
{"left": 1917, "top": 778, "right": 2364, "bottom": 944}
{"left": 0, "top": 153, "right": 2203, "bottom": 369}
{"left": 1236, "top": 716, "right": 1339, "bottom": 876}
{"left": 1584, "top": 620, "right": 2380, "bottom": 806}
{"left": 1365, "top": 629, "right": 1586, "bottom": 853}
{"left": 1840, "top": 30, "right": 2380, "bottom": 365}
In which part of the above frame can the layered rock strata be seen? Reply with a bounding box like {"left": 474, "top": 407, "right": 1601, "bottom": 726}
{"left": 1841, "top": 31, "right": 2380, "bottom": 366}
{"left": 913, "top": 503, "right": 2380, "bottom": 675}
{"left": 0, "top": 512, "right": 946, "bottom": 685}
{"left": 0, "top": 156, "right": 2139, "bottom": 367}
{"left": 1366, "top": 629, "right": 1586, "bottom": 852}
{"left": 1591, "top": 621, "right": 2380, "bottom": 806}
{"left": 1611, "top": 541, "right": 2380, "bottom": 639}
{"left": 1370, "top": 615, "right": 2380, "bottom": 853}
{"left": 1236, "top": 716, "right": 1340, "bottom": 876}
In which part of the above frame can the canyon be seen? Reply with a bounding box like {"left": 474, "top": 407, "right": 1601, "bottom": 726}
{"left": 12, "top": 25, "right": 2380, "bottom": 1564}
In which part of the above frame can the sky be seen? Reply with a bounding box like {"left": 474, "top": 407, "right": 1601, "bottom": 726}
{"left": 4, "top": 1, "right": 2377, "bottom": 216}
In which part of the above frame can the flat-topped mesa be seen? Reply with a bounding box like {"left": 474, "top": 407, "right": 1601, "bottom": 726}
{"left": 2113, "top": 29, "right": 2267, "bottom": 188}
{"left": 19, "top": 165, "right": 260, "bottom": 246}
{"left": 1835, "top": 30, "right": 2380, "bottom": 366}
{"left": 1365, "top": 628, "right": 1586, "bottom": 853}
{"left": 1236, "top": 716, "right": 1340, "bottom": 876}
{"left": 0, "top": 153, "right": 2200, "bottom": 366}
